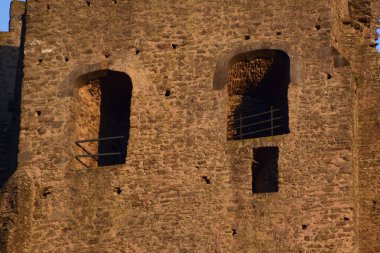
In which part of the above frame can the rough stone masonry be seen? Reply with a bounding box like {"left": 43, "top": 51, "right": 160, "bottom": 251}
{"left": 0, "top": 0, "right": 379, "bottom": 252}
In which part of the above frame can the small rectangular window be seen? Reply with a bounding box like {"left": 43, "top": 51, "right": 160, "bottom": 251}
{"left": 252, "top": 147, "right": 279, "bottom": 193}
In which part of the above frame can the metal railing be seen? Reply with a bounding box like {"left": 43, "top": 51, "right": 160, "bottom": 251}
{"left": 75, "top": 135, "right": 128, "bottom": 168}
{"left": 231, "top": 105, "right": 285, "bottom": 140}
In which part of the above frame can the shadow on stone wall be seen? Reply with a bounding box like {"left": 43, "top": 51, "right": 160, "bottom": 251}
{"left": 0, "top": 12, "right": 26, "bottom": 188}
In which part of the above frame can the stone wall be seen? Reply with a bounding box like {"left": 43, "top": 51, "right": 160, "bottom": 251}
{"left": 332, "top": 0, "right": 380, "bottom": 252}
{"left": 0, "top": 0, "right": 379, "bottom": 252}
{"left": 0, "top": 170, "right": 34, "bottom": 253}
{"left": 0, "top": 1, "right": 25, "bottom": 185}
{"left": 74, "top": 80, "right": 102, "bottom": 168}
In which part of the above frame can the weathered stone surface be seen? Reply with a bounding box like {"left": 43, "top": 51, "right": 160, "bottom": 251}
{"left": 0, "top": 0, "right": 379, "bottom": 252}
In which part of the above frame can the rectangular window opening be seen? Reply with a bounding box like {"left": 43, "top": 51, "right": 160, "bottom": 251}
{"left": 252, "top": 147, "right": 279, "bottom": 193}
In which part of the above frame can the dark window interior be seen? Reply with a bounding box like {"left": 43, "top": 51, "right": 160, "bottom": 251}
{"left": 228, "top": 50, "right": 290, "bottom": 140}
{"left": 74, "top": 70, "right": 132, "bottom": 168}
{"left": 252, "top": 147, "right": 279, "bottom": 193}
{"left": 98, "top": 72, "right": 132, "bottom": 166}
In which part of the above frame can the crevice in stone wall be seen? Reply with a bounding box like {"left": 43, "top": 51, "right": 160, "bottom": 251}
{"left": 227, "top": 50, "right": 290, "bottom": 140}
{"left": 42, "top": 187, "right": 51, "bottom": 198}
{"left": 114, "top": 187, "right": 122, "bottom": 195}
{"left": 201, "top": 176, "right": 211, "bottom": 184}
{"left": 73, "top": 70, "right": 132, "bottom": 168}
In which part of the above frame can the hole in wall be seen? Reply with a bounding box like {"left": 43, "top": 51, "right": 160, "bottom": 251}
{"left": 85, "top": 1, "right": 92, "bottom": 6}
{"left": 104, "top": 53, "right": 111, "bottom": 58}
{"left": 42, "top": 187, "right": 51, "bottom": 198}
{"left": 276, "top": 32, "right": 282, "bottom": 35}
{"left": 65, "top": 57, "right": 69, "bottom": 62}
{"left": 372, "top": 200, "right": 378, "bottom": 210}
{"left": 326, "top": 73, "right": 332, "bottom": 79}
{"left": 315, "top": 25, "right": 321, "bottom": 30}
{"left": 252, "top": 147, "right": 279, "bottom": 193}
{"left": 244, "top": 35, "right": 251, "bottom": 40}
{"left": 357, "top": 17, "right": 369, "bottom": 24}
{"left": 115, "top": 187, "right": 122, "bottom": 195}
{"left": 232, "top": 228, "right": 237, "bottom": 237}
{"left": 46, "top": 5, "right": 51, "bottom": 10}
{"left": 37, "top": 59, "right": 43, "bottom": 65}
{"left": 301, "top": 224, "right": 308, "bottom": 230}
{"left": 171, "top": 44, "right": 178, "bottom": 49}
{"left": 135, "top": 49, "right": 140, "bottom": 55}
{"left": 35, "top": 111, "right": 42, "bottom": 116}
{"left": 165, "top": 89, "right": 171, "bottom": 97}
{"left": 353, "top": 24, "right": 362, "bottom": 31}
{"left": 112, "top": 0, "right": 117, "bottom": 3}
{"left": 341, "top": 19, "right": 352, "bottom": 25}
{"left": 201, "top": 176, "right": 211, "bottom": 184}
{"left": 343, "top": 217, "right": 350, "bottom": 221}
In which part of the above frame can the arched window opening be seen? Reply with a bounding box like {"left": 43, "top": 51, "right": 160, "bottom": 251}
{"left": 74, "top": 70, "right": 132, "bottom": 167}
{"left": 227, "top": 50, "right": 290, "bottom": 140}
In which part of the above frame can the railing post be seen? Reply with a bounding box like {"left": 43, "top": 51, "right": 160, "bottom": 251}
{"left": 270, "top": 105, "right": 274, "bottom": 136}
{"left": 239, "top": 113, "right": 243, "bottom": 140}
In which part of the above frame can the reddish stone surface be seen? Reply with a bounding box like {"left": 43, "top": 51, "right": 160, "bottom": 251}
{"left": 0, "top": 0, "right": 379, "bottom": 252}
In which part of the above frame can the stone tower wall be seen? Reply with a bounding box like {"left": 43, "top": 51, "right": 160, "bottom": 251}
{"left": 330, "top": 0, "right": 380, "bottom": 252}
{"left": 0, "top": 1, "right": 25, "bottom": 183}
{"left": 0, "top": 0, "right": 379, "bottom": 252}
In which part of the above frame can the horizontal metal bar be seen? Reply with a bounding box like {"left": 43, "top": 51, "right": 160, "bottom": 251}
{"left": 239, "top": 108, "right": 281, "bottom": 120}
{"left": 240, "top": 125, "right": 282, "bottom": 137}
{"left": 235, "top": 117, "right": 283, "bottom": 129}
{"left": 76, "top": 135, "right": 128, "bottom": 144}
{"left": 75, "top": 152, "right": 125, "bottom": 158}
